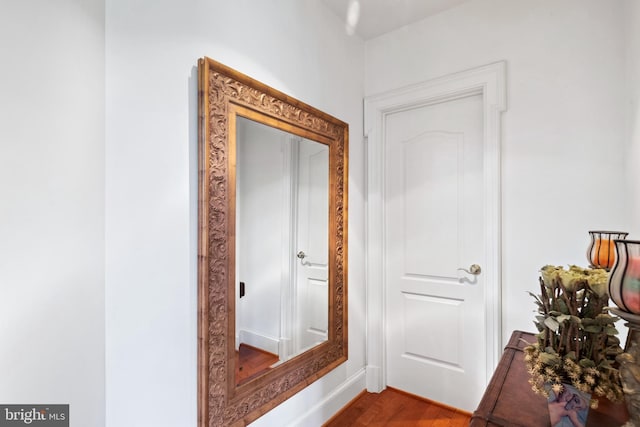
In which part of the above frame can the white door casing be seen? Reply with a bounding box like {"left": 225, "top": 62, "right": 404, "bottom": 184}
{"left": 364, "top": 62, "right": 507, "bottom": 402}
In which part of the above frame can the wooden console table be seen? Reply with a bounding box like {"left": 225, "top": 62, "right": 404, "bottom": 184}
{"left": 470, "top": 330, "right": 629, "bottom": 426}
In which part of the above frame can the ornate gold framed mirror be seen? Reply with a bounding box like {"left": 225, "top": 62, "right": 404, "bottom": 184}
{"left": 197, "top": 57, "right": 348, "bottom": 427}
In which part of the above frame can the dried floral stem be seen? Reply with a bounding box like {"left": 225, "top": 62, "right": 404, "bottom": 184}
{"left": 525, "top": 265, "right": 623, "bottom": 405}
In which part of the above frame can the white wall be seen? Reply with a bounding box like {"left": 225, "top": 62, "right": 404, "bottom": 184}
{"left": 625, "top": 0, "right": 640, "bottom": 234}
{"left": 0, "top": 1, "right": 105, "bottom": 426}
{"left": 236, "top": 118, "right": 286, "bottom": 354}
{"left": 4, "top": 0, "right": 636, "bottom": 425}
{"left": 365, "top": 0, "right": 630, "bottom": 345}
{"left": 105, "top": 1, "right": 365, "bottom": 426}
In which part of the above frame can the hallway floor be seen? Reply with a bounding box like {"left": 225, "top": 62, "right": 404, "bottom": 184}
{"left": 324, "top": 388, "right": 471, "bottom": 427}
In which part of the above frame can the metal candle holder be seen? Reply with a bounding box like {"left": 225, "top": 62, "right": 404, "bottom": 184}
{"left": 587, "top": 230, "right": 628, "bottom": 271}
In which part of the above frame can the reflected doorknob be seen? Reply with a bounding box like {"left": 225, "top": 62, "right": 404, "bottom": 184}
{"left": 297, "top": 251, "right": 307, "bottom": 260}
{"left": 458, "top": 264, "right": 482, "bottom": 275}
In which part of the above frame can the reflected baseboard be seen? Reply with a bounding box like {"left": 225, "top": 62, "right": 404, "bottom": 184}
{"left": 238, "top": 329, "right": 280, "bottom": 355}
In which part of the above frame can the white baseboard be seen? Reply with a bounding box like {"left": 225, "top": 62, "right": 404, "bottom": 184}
{"left": 287, "top": 368, "right": 366, "bottom": 427}
{"left": 239, "top": 329, "right": 280, "bottom": 355}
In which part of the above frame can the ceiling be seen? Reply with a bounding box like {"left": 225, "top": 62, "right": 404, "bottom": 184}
{"left": 321, "top": 0, "right": 471, "bottom": 40}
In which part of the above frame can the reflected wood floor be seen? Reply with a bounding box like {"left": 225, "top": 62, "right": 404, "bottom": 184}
{"left": 235, "top": 344, "right": 279, "bottom": 385}
{"left": 324, "top": 388, "right": 471, "bottom": 427}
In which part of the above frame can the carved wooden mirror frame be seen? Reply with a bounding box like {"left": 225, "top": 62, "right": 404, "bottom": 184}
{"left": 197, "top": 57, "right": 348, "bottom": 427}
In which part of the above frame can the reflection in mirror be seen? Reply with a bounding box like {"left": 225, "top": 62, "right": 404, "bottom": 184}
{"left": 235, "top": 116, "right": 329, "bottom": 385}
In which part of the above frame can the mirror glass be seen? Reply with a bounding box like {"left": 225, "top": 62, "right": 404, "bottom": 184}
{"left": 235, "top": 116, "right": 329, "bottom": 385}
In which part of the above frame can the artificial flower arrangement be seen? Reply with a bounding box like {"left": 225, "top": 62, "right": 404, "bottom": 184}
{"left": 524, "top": 265, "right": 624, "bottom": 408}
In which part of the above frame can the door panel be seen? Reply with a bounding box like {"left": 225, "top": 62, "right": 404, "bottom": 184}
{"left": 403, "top": 292, "right": 463, "bottom": 369}
{"left": 403, "top": 131, "right": 462, "bottom": 277}
{"left": 385, "top": 94, "right": 484, "bottom": 411}
{"left": 306, "top": 278, "right": 328, "bottom": 335}
{"left": 296, "top": 141, "right": 329, "bottom": 352}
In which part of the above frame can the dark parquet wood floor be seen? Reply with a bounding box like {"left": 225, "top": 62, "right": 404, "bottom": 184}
{"left": 235, "top": 344, "right": 279, "bottom": 385}
{"left": 324, "top": 388, "right": 471, "bottom": 427}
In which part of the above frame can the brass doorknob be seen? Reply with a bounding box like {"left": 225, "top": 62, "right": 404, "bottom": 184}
{"left": 458, "top": 264, "right": 481, "bottom": 275}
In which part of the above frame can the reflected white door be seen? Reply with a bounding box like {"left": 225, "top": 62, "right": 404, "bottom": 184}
{"left": 295, "top": 141, "right": 329, "bottom": 352}
{"left": 384, "top": 94, "right": 485, "bottom": 411}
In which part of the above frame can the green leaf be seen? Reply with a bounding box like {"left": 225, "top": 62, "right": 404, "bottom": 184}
{"left": 579, "top": 358, "right": 596, "bottom": 368}
{"left": 527, "top": 291, "right": 542, "bottom": 302}
{"left": 596, "top": 313, "right": 617, "bottom": 324}
{"left": 555, "top": 298, "right": 569, "bottom": 314}
{"left": 606, "top": 346, "right": 623, "bottom": 356}
{"left": 584, "top": 325, "right": 601, "bottom": 333}
{"left": 539, "top": 352, "right": 560, "bottom": 365}
{"left": 605, "top": 326, "right": 619, "bottom": 335}
{"left": 598, "top": 360, "right": 615, "bottom": 370}
{"left": 606, "top": 339, "right": 622, "bottom": 348}
{"left": 544, "top": 317, "right": 560, "bottom": 332}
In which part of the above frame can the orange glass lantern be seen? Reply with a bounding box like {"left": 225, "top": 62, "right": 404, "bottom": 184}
{"left": 587, "top": 230, "right": 628, "bottom": 271}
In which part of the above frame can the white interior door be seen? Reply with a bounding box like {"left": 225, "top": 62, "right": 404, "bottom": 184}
{"left": 295, "top": 139, "right": 329, "bottom": 353}
{"left": 384, "top": 93, "right": 485, "bottom": 411}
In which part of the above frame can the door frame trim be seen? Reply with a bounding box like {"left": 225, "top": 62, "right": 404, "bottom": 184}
{"left": 363, "top": 61, "right": 507, "bottom": 393}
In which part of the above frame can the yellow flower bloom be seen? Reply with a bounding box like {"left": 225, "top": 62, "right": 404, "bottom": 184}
{"left": 551, "top": 383, "right": 564, "bottom": 394}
